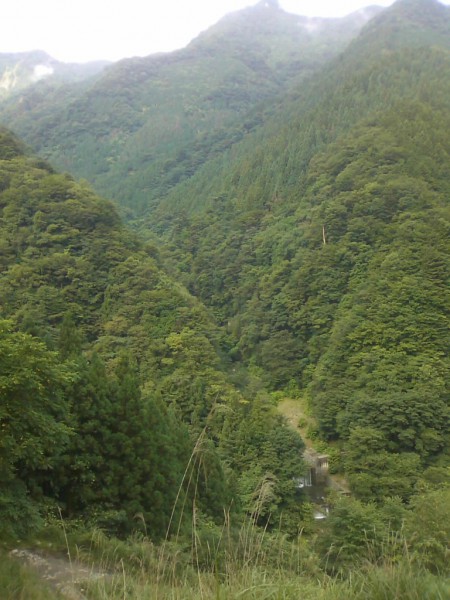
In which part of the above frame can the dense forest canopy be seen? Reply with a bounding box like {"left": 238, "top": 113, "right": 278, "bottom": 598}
{"left": 0, "top": 0, "right": 449, "bottom": 597}
{"left": 0, "top": 127, "right": 306, "bottom": 538}
{"left": 142, "top": 0, "right": 449, "bottom": 515}
{"left": 0, "top": 2, "right": 380, "bottom": 215}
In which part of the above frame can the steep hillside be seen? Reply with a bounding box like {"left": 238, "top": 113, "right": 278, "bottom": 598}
{"left": 0, "top": 126, "right": 247, "bottom": 427}
{"left": 141, "top": 0, "right": 450, "bottom": 498}
{"left": 152, "top": 0, "right": 450, "bottom": 219}
{"left": 0, "top": 128, "right": 306, "bottom": 538}
{"left": 0, "top": 2, "right": 379, "bottom": 214}
{"left": 1, "top": 2, "right": 449, "bottom": 592}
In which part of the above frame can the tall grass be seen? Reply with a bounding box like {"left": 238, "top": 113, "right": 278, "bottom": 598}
{"left": 4, "top": 427, "right": 448, "bottom": 599}
{"left": 73, "top": 514, "right": 449, "bottom": 600}
{"left": 84, "top": 554, "right": 450, "bottom": 600}
{"left": 341, "top": 562, "right": 450, "bottom": 600}
{"left": 5, "top": 496, "right": 449, "bottom": 599}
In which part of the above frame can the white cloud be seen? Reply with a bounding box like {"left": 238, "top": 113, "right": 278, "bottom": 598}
{"left": 1, "top": 0, "right": 448, "bottom": 63}
{"left": 32, "top": 64, "right": 54, "bottom": 81}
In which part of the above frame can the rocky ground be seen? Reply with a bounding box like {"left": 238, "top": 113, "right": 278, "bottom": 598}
{"left": 10, "top": 548, "right": 108, "bottom": 599}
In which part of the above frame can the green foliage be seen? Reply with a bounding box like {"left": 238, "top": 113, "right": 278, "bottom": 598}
{"left": 142, "top": 27, "right": 450, "bottom": 505}
{"left": 218, "top": 394, "right": 306, "bottom": 531}
{"left": 0, "top": 480, "right": 44, "bottom": 539}
{"left": 0, "top": 5, "right": 377, "bottom": 215}
{"left": 344, "top": 428, "right": 421, "bottom": 502}
{"left": 1, "top": 0, "right": 449, "bottom": 574}
{"left": 0, "top": 320, "right": 72, "bottom": 536}
{"left": 26, "top": 346, "right": 232, "bottom": 540}
{"left": 405, "top": 487, "right": 450, "bottom": 574}
{"left": 26, "top": 512, "right": 449, "bottom": 600}
{"left": 317, "top": 497, "right": 389, "bottom": 573}
{"left": 335, "top": 561, "right": 450, "bottom": 600}
{"left": 318, "top": 487, "right": 450, "bottom": 577}
{"left": 0, "top": 320, "right": 71, "bottom": 476}
{"left": 0, "top": 129, "right": 307, "bottom": 539}
{"left": 0, "top": 127, "right": 25, "bottom": 159}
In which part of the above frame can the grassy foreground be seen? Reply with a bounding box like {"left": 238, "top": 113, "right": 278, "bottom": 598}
{"left": 86, "top": 568, "right": 449, "bottom": 600}
{"left": 3, "top": 518, "right": 449, "bottom": 600}
{"left": 82, "top": 532, "right": 449, "bottom": 600}
{"left": 0, "top": 550, "right": 63, "bottom": 600}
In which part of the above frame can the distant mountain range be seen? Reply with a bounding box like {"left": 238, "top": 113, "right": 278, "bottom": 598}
{"left": 0, "top": 50, "right": 109, "bottom": 97}
{"left": 0, "top": 2, "right": 381, "bottom": 212}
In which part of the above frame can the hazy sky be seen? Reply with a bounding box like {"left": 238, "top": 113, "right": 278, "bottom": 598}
{"left": 1, "top": 0, "right": 446, "bottom": 63}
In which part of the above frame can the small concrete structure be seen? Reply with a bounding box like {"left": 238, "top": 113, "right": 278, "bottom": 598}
{"left": 303, "top": 449, "right": 329, "bottom": 486}
{"left": 294, "top": 449, "right": 331, "bottom": 512}
{"left": 293, "top": 472, "right": 312, "bottom": 488}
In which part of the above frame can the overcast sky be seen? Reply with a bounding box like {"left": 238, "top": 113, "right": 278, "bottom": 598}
{"left": 1, "top": 0, "right": 447, "bottom": 63}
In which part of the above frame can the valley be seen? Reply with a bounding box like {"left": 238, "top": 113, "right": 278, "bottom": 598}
{"left": 0, "top": 0, "right": 448, "bottom": 598}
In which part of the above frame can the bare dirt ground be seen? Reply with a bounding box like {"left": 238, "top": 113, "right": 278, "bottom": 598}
{"left": 10, "top": 548, "right": 108, "bottom": 600}
{"left": 277, "top": 397, "right": 316, "bottom": 448}
{"left": 277, "top": 396, "right": 350, "bottom": 495}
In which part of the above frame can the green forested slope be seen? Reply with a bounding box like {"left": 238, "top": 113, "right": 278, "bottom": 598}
{"left": 0, "top": 1, "right": 449, "bottom": 594}
{"left": 1, "top": 0, "right": 447, "bottom": 517}
{"left": 0, "top": 128, "right": 306, "bottom": 539}
{"left": 153, "top": 1, "right": 450, "bottom": 221}
{"left": 142, "top": 0, "right": 450, "bottom": 499}
{"left": 0, "top": 2, "right": 379, "bottom": 214}
{"left": 306, "top": 104, "right": 449, "bottom": 493}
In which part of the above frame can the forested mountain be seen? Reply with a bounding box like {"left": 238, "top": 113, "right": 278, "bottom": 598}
{"left": 143, "top": 0, "right": 450, "bottom": 497}
{"left": 0, "top": 1, "right": 449, "bottom": 596}
{"left": 0, "top": 50, "right": 108, "bottom": 98}
{"left": 0, "top": 128, "right": 305, "bottom": 538}
{"left": 0, "top": 1, "right": 380, "bottom": 214}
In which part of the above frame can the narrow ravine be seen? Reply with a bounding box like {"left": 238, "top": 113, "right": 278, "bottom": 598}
{"left": 277, "top": 396, "right": 350, "bottom": 498}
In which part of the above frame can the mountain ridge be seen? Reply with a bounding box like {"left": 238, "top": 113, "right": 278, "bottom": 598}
{"left": 0, "top": 3, "right": 381, "bottom": 213}
{"left": 132, "top": 0, "right": 450, "bottom": 495}
{"left": 0, "top": 0, "right": 449, "bottom": 586}
{"left": 0, "top": 50, "right": 109, "bottom": 98}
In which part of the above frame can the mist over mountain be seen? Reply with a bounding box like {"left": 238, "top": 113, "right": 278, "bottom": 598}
{"left": 0, "top": 2, "right": 380, "bottom": 213}
{"left": 0, "top": 50, "right": 109, "bottom": 98}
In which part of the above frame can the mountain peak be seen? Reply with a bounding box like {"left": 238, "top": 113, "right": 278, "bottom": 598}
{"left": 389, "top": 0, "right": 448, "bottom": 16}
{"left": 345, "top": 0, "right": 450, "bottom": 58}
{"left": 394, "top": 0, "right": 441, "bottom": 5}
{"left": 256, "top": 0, "right": 280, "bottom": 8}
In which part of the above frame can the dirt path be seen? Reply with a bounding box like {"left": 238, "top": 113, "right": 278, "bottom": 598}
{"left": 277, "top": 396, "right": 350, "bottom": 495}
{"left": 10, "top": 548, "right": 108, "bottom": 600}
{"left": 277, "top": 397, "right": 316, "bottom": 448}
